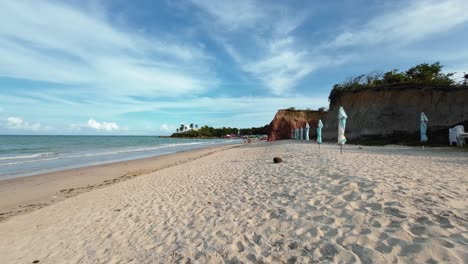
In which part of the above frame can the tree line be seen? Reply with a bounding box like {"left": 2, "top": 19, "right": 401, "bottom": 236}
{"left": 176, "top": 123, "right": 198, "bottom": 133}
{"left": 171, "top": 124, "right": 269, "bottom": 138}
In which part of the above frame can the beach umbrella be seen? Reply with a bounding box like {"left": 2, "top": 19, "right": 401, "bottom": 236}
{"left": 338, "top": 106, "right": 348, "bottom": 154}
{"left": 291, "top": 128, "right": 294, "bottom": 139}
{"left": 305, "top": 123, "right": 310, "bottom": 141}
{"left": 317, "top": 119, "right": 323, "bottom": 148}
{"left": 420, "top": 112, "right": 428, "bottom": 149}
{"left": 300, "top": 127, "right": 304, "bottom": 141}
{"left": 295, "top": 128, "right": 299, "bottom": 140}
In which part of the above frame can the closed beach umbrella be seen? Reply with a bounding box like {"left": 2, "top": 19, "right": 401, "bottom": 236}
{"left": 420, "top": 112, "right": 428, "bottom": 144}
{"left": 300, "top": 127, "right": 304, "bottom": 140}
{"left": 317, "top": 120, "right": 323, "bottom": 144}
{"left": 295, "top": 128, "right": 299, "bottom": 140}
{"left": 338, "top": 107, "right": 347, "bottom": 153}
{"left": 291, "top": 128, "right": 294, "bottom": 139}
{"left": 305, "top": 123, "right": 310, "bottom": 141}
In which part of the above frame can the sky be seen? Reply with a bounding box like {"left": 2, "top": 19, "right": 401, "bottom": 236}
{"left": 0, "top": 0, "right": 467, "bottom": 135}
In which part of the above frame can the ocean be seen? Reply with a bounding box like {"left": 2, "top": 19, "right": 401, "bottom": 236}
{"left": 0, "top": 135, "right": 240, "bottom": 180}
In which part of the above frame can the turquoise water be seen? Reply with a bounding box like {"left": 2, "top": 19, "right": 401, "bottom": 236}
{"left": 0, "top": 136, "right": 240, "bottom": 180}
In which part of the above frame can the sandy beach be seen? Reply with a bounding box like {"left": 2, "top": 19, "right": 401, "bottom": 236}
{"left": 0, "top": 144, "right": 240, "bottom": 222}
{"left": 0, "top": 141, "right": 467, "bottom": 263}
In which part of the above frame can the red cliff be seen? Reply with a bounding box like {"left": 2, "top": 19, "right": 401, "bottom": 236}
{"left": 267, "top": 109, "right": 327, "bottom": 141}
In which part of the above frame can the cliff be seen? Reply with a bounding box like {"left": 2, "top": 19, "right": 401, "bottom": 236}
{"left": 322, "top": 84, "right": 468, "bottom": 145}
{"left": 267, "top": 109, "right": 327, "bottom": 141}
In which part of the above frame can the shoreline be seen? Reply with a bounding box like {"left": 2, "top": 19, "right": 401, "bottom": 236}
{"left": 0, "top": 143, "right": 242, "bottom": 222}
{"left": 0, "top": 137, "right": 241, "bottom": 180}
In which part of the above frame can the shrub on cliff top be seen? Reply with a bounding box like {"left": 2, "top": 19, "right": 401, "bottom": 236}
{"left": 283, "top": 107, "right": 325, "bottom": 113}
{"left": 329, "top": 62, "right": 459, "bottom": 102}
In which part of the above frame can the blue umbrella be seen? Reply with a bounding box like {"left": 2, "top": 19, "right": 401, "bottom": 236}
{"left": 420, "top": 112, "right": 428, "bottom": 145}
{"left": 338, "top": 107, "right": 348, "bottom": 153}
{"left": 305, "top": 123, "right": 310, "bottom": 141}
{"left": 317, "top": 120, "right": 323, "bottom": 145}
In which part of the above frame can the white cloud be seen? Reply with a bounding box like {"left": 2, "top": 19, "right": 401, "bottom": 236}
{"left": 228, "top": 37, "right": 352, "bottom": 95}
{"left": 191, "top": 0, "right": 308, "bottom": 35}
{"left": 244, "top": 50, "right": 316, "bottom": 95}
{"left": 160, "top": 124, "right": 171, "bottom": 131}
{"left": 0, "top": 92, "right": 329, "bottom": 132}
{"left": 87, "top": 118, "right": 119, "bottom": 131}
{"left": 329, "top": 0, "right": 468, "bottom": 48}
{"left": 5, "top": 117, "right": 41, "bottom": 131}
{"left": 191, "top": 0, "right": 317, "bottom": 95}
{"left": 0, "top": 0, "right": 214, "bottom": 96}
{"left": 190, "top": 0, "right": 263, "bottom": 30}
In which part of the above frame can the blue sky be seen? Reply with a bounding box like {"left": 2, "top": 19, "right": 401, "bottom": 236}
{"left": 0, "top": 0, "right": 467, "bottom": 135}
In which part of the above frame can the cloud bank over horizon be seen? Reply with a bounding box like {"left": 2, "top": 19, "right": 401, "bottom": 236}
{"left": 0, "top": 0, "right": 467, "bottom": 135}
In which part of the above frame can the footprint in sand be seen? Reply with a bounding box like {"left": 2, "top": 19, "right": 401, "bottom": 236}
{"left": 409, "top": 224, "right": 427, "bottom": 236}
{"left": 384, "top": 207, "right": 406, "bottom": 219}
{"left": 435, "top": 215, "right": 454, "bottom": 228}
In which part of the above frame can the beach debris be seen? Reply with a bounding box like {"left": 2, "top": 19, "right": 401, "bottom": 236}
{"left": 358, "top": 147, "right": 363, "bottom": 149}
{"left": 273, "top": 157, "right": 283, "bottom": 163}
{"left": 32, "top": 260, "right": 40, "bottom": 263}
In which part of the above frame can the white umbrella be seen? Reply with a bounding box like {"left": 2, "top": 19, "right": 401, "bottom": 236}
{"left": 317, "top": 119, "right": 323, "bottom": 149}
{"left": 338, "top": 106, "right": 348, "bottom": 154}
{"left": 420, "top": 112, "right": 428, "bottom": 149}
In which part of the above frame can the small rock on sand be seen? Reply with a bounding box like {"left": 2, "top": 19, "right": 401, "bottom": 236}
{"left": 273, "top": 157, "right": 283, "bottom": 163}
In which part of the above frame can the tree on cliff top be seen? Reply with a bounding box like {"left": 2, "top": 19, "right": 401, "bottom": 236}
{"left": 405, "top": 62, "right": 455, "bottom": 85}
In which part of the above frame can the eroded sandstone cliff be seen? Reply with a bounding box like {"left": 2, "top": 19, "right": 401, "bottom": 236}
{"left": 267, "top": 109, "right": 327, "bottom": 141}
{"left": 322, "top": 84, "right": 468, "bottom": 145}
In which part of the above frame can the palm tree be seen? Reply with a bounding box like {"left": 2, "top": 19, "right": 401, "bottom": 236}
{"left": 176, "top": 128, "right": 179, "bottom": 133}
{"left": 190, "top": 123, "right": 194, "bottom": 130}
{"left": 180, "top": 124, "right": 185, "bottom": 132}
{"left": 195, "top": 124, "right": 198, "bottom": 129}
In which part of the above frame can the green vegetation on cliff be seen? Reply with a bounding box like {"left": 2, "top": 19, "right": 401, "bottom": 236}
{"left": 329, "top": 62, "right": 465, "bottom": 102}
{"left": 283, "top": 107, "right": 327, "bottom": 112}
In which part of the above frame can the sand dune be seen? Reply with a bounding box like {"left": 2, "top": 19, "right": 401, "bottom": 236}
{"left": 0, "top": 141, "right": 467, "bottom": 263}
